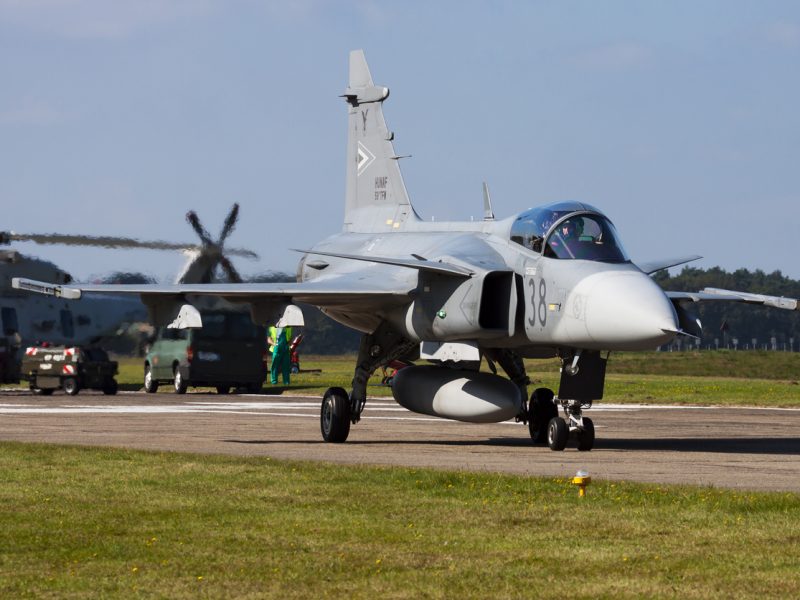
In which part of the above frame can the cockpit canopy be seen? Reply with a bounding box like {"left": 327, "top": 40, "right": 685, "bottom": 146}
{"left": 510, "top": 201, "right": 629, "bottom": 262}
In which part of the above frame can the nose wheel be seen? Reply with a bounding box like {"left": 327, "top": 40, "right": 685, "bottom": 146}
{"left": 546, "top": 399, "right": 595, "bottom": 452}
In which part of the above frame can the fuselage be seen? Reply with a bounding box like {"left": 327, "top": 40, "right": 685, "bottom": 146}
{"left": 299, "top": 202, "right": 679, "bottom": 354}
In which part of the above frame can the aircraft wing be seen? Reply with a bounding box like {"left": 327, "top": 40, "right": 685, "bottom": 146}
{"left": 12, "top": 276, "right": 414, "bottom": 309}
{"left": 293, "top": 249, "right": 474, "bottom": 277}
{"left": 666, "top": 287, "right": 799, "bottom": 310}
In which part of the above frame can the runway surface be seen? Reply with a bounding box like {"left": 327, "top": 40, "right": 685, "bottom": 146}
{"left": 1, "top": 389, "right": 799, "bottom": 492}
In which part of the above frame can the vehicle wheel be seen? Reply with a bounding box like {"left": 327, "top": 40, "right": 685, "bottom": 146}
{"left": 216, "top": 386, "right": 230, "bottom": 395}
{"left": 173, "top": 369, "right": 188, "bottom": 394}
{"left": 31, "top": 386, "right": 54, "bottom": 396}
{"left": 576, "top": 417, "right": 595, "bottom": 452}
{"left": 144, "top": 364, "right": 158, "bottom": 394}
{"left": 547, "top": 417, "right": 568, "bottom": 451}
{"left": 102, "top": 379, "right": 118, "bottom": 395}
{"left": 246, "top": 383, "right": 262, "bottom": 394}
{"left": 62, "top": 377, "right": 80, "bottom": 396}
{"left": 291, "top": 365, "right": 299, "bottom": 374}
{"left": 321, "top": 387, "right": 350, "bottom": 443}
{"left": 528, "top": 388, "right": 557, "bottom": 444}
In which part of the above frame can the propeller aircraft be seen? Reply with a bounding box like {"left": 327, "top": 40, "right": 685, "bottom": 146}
{"left": 14, "top": 50, "right": 799, "bottom": 451}
{"left": 1, "top": 204, "right": 256, "bottom": 354}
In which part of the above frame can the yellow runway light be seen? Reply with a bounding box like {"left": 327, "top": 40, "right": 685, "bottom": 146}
{"left": 572, "top": 469, "right": 591, "bottom": 497}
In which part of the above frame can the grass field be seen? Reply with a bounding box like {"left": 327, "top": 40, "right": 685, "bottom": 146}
{"left": 111, "top": 350, "right": 800, "bottom": 407}
{"left": 0, "top": 442, "right": 798, "bottom": 599}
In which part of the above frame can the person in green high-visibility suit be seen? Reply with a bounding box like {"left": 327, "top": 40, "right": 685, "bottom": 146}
{"left": 268, "top": 324, "right": 292, "bottom": 385}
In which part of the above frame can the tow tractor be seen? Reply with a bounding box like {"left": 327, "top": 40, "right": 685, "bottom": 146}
{"left": 22, "top": 345, "right": 118, "bottom": 396}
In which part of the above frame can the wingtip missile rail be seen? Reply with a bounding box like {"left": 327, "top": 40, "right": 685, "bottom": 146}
{"left": 701, "top": 287, "right": 799, "bottom": 311}
{"left": 12, "top": 277, "right": 82, "bottom": 300}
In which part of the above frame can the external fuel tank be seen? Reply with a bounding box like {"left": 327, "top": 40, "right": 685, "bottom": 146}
{"left": 391, "top": 365, "right": 522, "bottom": 423}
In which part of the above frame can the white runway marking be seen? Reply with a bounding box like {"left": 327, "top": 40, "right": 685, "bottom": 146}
{"left": 0, "top": 399, "right": 797, "bottom": 422}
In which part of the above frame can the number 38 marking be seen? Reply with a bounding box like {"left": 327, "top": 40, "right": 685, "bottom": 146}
{"left": 527, "top": 278, "right": 547, "bottom": 327}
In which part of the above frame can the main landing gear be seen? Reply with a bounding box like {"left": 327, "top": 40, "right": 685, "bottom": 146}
{"left": 320, "top": 387, "right": 350, "bottom": 443}
{"left": 319, "top": 322, "right": 416, "bottom": 444}
{"left": 528, "top": 387, "right": 595, "bottom": 451}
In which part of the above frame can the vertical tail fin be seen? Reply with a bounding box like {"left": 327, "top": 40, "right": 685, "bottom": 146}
{"left": 343, "top": 50, "right": 419, "bottom": 232}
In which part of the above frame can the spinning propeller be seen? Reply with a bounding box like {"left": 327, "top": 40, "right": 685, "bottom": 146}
{"left": 1, "top": 203, "right": 258, "bottom": 283}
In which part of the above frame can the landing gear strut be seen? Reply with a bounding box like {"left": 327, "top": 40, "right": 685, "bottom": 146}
{"left": 527, "top": 387, "right": 595, "bottom": 451}
{"left": 546, "top": 398, "right": 595, "bottom": 452}
{"left": 319, "top": 322, "right": 415, "bottom": 443}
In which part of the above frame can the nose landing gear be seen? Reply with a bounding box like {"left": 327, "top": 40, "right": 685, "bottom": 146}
{"left": 529, "top": 388, "right": 595, "bottom": 451}
{"left": 547, "top": 398, "right": 595, "bottom": 451}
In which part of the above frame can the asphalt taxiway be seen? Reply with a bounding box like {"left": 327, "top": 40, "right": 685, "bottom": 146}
{"left": 1, "top": 390, "right": 798, "bottom": 492}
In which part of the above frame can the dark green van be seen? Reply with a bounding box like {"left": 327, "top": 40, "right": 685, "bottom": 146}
{"left": 144, "top": 311, "right": 267, "bottom": 394}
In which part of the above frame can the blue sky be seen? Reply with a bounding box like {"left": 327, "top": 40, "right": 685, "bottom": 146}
{"left": 2, "top": 1, "right": 799, "bottom": 281}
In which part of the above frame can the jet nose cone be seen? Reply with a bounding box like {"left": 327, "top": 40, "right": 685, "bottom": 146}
{"left": 585, "top": 271, "right": 679, "bottom": 350}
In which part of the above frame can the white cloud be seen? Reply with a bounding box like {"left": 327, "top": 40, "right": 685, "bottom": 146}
{"left": 571, "top": 41, "right": 652, "bottom": 71}
{"left": 764, "top": 21, "right": 800, "bottom": 49}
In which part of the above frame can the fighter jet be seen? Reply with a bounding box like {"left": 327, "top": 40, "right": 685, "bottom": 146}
{"left": 14, "top": 50, "right": 799, "bottom": 451}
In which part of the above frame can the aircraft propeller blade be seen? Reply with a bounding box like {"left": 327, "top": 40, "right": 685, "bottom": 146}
{"left": 4, "top": 204, "right": 257, "bottom": 285}
{"left": 218, "top": 203, "right": 239, "bottom": 245}
{"left": 218, "top": 255, "right": 243, "bottom": 283}
{"left": 222, "top": 247, "right": 259, "bottom": 259}
{"left": 186, "top": 211, "right": 215, "bottom": 247}
{"left": 1, "top": 231, "right": 195, "bottom": 251}
{"left": 1, "top": 230, "right": 257, "bottom": 258}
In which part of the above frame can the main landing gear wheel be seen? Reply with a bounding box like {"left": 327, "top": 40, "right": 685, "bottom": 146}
{"left": 576, "top": 417, "right": 595, "bottom": 451}
{"left": 528, "top": 388, "right": 557, "bottom": 444}
{"left": 321, "top": 387, "right": 351, "bottom": 443}
{"left": 547, "top": 417, "right": 569, "bottom": 451}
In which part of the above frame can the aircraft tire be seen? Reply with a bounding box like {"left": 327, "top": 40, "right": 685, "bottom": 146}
{"left": 528, "top": 388, "right": 557, "bottom": 444}
{"left": 321, "top": 387, "right": 350, "bottom": 443}
{"left": 63, "top": 377, "right": 80, "bottom": 396}
{"left": 144, "top": 365, "right": 158, "bottom": 394}
{"left": 547, "top": 417, "right": 568, "bottom": 451}
{"left": 576, "top": 417, "right": 595, "bottom": 451}
{"left": 216, "top": 386, "right": 230, "bottom": 395}
{"left": 173, "top": 369, "right": 188, "bottom": 394}
{"left": 102, "top": 379, "right": 118, "bottom": 395}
